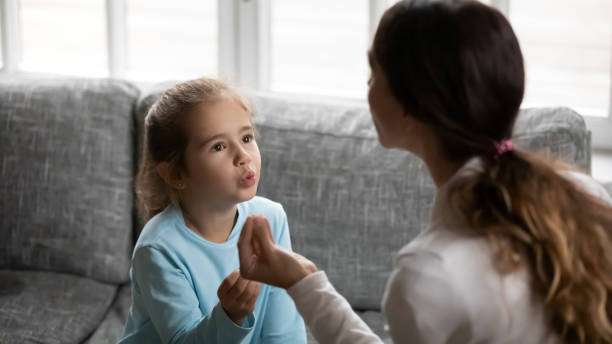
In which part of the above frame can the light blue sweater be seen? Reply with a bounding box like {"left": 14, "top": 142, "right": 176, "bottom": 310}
{"left": 119, "top": 196, "right": 306, "bottom": 344}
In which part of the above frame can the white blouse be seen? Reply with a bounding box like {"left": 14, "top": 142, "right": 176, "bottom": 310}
{"left": 287, "top": 160, "right": 612, "bottom": 344}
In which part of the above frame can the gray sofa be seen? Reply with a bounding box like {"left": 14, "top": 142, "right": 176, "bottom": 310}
{"left": 0, "top": 77, "right": 594, "bottom": 343}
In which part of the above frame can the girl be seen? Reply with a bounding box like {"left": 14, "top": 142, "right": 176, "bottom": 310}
{"left": 237, "top": 1, "right": 612, "bottom": 343}
{"left": 119, "top": 78, "right": 306, "bottom": 343}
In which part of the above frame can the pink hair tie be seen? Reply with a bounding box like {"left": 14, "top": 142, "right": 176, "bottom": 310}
{"left": 491, "top": 139, "right": 515, "bottom": 160}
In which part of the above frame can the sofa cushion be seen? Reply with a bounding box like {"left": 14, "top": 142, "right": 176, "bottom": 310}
{"left": 84, "top": 283, "right": 131, "bottom": 344}
{"left": 513, "top": 107, "right": 591, "bottom": 172}
{"left": 0, "top": 270, "right": 117, "bottom": 344}
{"left": 603, "top": 182, "right": 612, "bottom": 198}
{"left": 305, "top": 311, "right": 392, "bottom": 343}
{"left": 0, "top": 78, "right": 138, "bottom": 284}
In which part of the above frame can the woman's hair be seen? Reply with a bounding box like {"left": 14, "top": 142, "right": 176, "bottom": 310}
{"left": 374, "top": 1, "right": 612, "bottom": 342}
{"left": 135, "top": 77, "right": 252, "bottom": 221}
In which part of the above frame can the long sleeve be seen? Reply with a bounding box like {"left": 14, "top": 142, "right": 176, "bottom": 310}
{"left": 131, "top": 246, "right": 254, "bottom": 344}
{"left": 383, "top": 250, "right": 471, "bottom": 344}
{"left": 287, "top": 271, "right": 383, "bottom": 344}
{"left": 259, "top": 206, "right": 307, "bottom": 343}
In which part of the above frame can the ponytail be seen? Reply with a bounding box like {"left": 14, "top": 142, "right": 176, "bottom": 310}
{"left": 448, "top": 151, "right": 612, "bottom": 343}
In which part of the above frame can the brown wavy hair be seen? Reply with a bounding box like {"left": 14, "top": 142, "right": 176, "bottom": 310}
{"left": 374, "top": 1, "right": 612, "bottom": 342}
{"left": 136, "top": 78, "right": 252, "bottom": 221}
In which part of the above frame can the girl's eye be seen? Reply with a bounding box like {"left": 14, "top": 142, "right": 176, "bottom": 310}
{"left": 212, "top": 143, "right": 225, "bottom": 152}
{"left": 242, "top": 134, "right": 254, "bottom": 143}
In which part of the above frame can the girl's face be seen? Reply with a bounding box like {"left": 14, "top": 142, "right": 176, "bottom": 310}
{"left": 367, "top": 51, "right": 412, "bottom": 149}
{"left": 180, "top": 97, "right": 261, "bottom": 207}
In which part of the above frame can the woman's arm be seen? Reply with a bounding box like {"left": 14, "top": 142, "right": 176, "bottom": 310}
{"left": 288, "top": 271, "right": 383, "bottom": 344}
{"left": 238, "top": 216, "right": 383, "bottom": 344}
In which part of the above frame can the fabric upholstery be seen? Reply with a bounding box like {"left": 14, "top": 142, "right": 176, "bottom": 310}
{"left": 84, "top": 284, "right": 132, "bottom": 344}
{"left": 0, "top": 78, "right": 138, "bottom": 284}
{"left": 603, "top": 182, "right": 612, "bottom": 198}
{"left": 0, "top": 270, "right": 117, "bottom": 344}
{"left": 305, "top": 311, "right": 393, "bottom": 344}
{"left": 513, "top": 107, "right": 591, "bottom": 172}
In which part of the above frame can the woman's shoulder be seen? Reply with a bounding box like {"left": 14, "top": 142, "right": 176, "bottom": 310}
{"left": 559, "top": 170, "right": 612, "bottom": 205}
{"left": 398, "top": 225, "right": 491, "bottom": 269}
{"left": 384, "top": 241, "right": 474, "bottom": 342}
{"left": 389, "top": 232, "right": 549, "bottom": 341}
{"left": 391, "top": 232, "right": 482, "bottom": 305}
{"left": 393, "top": 229, "right": 514, "bottom": 308}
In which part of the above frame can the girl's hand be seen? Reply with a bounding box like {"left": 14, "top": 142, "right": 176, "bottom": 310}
{"left": 217, "top": 270, "right": 261, "bottom": 325}
{"left": 238, "top": 215, "right": 318, "bottom": 289}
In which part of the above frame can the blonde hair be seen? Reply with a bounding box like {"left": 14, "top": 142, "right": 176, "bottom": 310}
{"left": 135, "top": 77, "right": 252, "bottom": 221}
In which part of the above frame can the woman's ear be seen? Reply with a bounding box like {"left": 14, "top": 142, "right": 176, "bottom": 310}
{"left": 399, "top": 114, "right": 430, "bottom": 156}
{"left": 401, "top": 112, "right": 419, "bottom": 134}
{"left": 156, "top": 162, "right": 186, "bottom": 190}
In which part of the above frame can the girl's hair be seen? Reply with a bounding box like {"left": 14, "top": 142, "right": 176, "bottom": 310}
{"left": 136, "top": 78, "right": 252, "bottom": 221}
{"left": 375, "top": 1, "right": 612, "bottom": 342}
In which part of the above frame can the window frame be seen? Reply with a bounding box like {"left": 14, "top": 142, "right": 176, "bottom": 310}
{"left": 0, "top": 0, "right": 610, "bottom": 149}
{"left": 0, "top": 0, "right": 20, "bottom": 72}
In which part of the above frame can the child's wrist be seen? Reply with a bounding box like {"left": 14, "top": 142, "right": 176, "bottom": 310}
{"left": 229, "top": 313, "right": 245, "bottom": 326}
{"left": 221, "top": 305, "right": 244, "bottom": 326}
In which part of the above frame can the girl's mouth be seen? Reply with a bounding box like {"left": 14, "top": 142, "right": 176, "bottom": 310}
{"left": 240, "top": 171, "right": 257, "bottom": 187}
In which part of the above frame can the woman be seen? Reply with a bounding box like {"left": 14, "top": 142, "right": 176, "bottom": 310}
{"left": 238, "top": 1, "right": 612, "bottom": 343}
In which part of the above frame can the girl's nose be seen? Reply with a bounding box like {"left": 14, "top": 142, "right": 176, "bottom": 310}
{"left": 235, "top": 146, "right": 252, "bottom": 166}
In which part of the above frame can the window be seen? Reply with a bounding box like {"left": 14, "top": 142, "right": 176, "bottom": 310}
{"left": 510, "top": 0, "right": 611, "bottom": 119}
{"left": 127, "top": 0, "right": 217, "bottom": 82}
{"left": 20, "top": 0, "right": 107, "bottom": 76}
{"left": 270, "top": 0, "right": 369, "bottom": 98}
{"left": 1, "top": 0, "right": 610, "bottom": 148}
{"left": 0, "top": 13, "right": 3, "bottom": 68}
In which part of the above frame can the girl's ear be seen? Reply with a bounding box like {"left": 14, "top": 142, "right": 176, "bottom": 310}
{"left": 156, "top": 162, "right": 186, "bottom": 190}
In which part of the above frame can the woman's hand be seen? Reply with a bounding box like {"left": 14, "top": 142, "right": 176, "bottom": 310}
{"left": 217, "top": 270, "right": 261, "bottom": 325}
{"left": 238, "top": 215, "right": 318, "bottom": 289}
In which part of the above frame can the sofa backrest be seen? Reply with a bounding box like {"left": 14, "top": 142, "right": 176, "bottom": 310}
{"left": 136, "top": 86, "right": 591, "bottom": 311}
{"left": 0, "top": 78, "right": 138, "bottom": 284}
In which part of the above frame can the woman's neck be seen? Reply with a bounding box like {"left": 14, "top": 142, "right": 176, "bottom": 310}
{"left": 413, "top": 129, "right": 461, "bottom": 188}
{"left": 179, "top": 199, "right": 238, "bottom": 243}
{"left": 423, "top": 154, "right": 461, "bottom": 188}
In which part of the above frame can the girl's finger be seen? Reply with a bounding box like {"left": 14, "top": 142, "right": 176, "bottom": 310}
{"left": 217, "top": 269, "right": 240, "bottom": 297}
{"left": 227, "top": 275, "right": 250, "bottom": 298}
{"left": 237, "top": 280, "right": 260, "bottom": 304}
